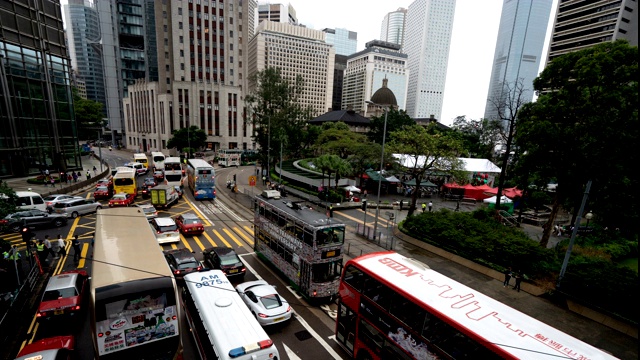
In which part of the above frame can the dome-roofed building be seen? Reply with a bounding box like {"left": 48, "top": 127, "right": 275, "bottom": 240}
{"left": 366, "top": 78, "right": 399, "bottom": 117}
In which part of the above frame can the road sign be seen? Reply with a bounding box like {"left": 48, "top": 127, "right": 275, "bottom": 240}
{"left": 248, "top": 175, "right": 257, "bottom": 187}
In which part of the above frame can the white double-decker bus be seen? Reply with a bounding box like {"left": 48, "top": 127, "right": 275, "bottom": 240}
{"left": 182, "top": 270, "right": 280, "bottom": 360}
{"left": 163, "top": 157, "right": 183, "bottom": 187}
{"left": 151, "top": 151, "right": 166, "bottom": 171}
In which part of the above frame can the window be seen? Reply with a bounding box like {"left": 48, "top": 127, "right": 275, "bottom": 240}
{"left": 178, "top": 8, "right": 182, "bottom": 15}
{"left": 179, "top": 22, "right": 183, "bottom": 29}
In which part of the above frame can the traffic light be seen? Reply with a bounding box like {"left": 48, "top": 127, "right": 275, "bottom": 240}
{"left": 21, "top": 227, "right": 33, "bottom": 243}
{"left": 361, "top": 200, "right": 367, "bottom": 211}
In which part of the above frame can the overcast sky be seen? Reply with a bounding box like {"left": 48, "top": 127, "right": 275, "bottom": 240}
{"left": 292, "top": 0, "right": 557, "bottom": 126}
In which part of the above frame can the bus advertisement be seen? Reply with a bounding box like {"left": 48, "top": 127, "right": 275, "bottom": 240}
{"left": 186, "top": 158, "right": 216, "bottom": 200}
{"left": 335, "top": 251, "right": 617, "bottom": 360}
{"left": 253, "top": 196, "right": 345, "bottom": 302}
{"left": 151, "top": 151, "right": 166, "bottom": 171}
{"left": 163, "top": 157, "right": 183, "bottom": 187}
{"left": 133, "top": 153, "right": 149, "bottom": 172}
{"left": 91, "top": 208, "right": 182, "bottom": 360}
{"left": 112, "top": 168, "right": 137, "bottom": 196}
{"left": 217, "top": 149, "right": 243, "bottom": 167}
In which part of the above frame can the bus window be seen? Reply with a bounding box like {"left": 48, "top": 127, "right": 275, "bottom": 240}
{"left": 312, "top": 260, "right": 342, "bottom": 283}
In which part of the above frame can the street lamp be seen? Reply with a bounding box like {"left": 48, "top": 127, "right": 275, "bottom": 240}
{"left": 366, "top": 100, "right": 389, "bottom": 242}
{"left": 585, "top": 211, "right": 593, "bottom": 227}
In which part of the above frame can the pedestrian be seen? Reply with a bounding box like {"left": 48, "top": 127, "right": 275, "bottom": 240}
{"left": 50, "top": 176, "right": 55, "bottom": 187}
{"left": 35, "top": 239, "right": 47, "bottom": 264}
{"left": 86, "top": 170, "right": 91, "bottom": 180}
{"left": 428, "top": 201, "right": 433, "bottom": 212}
{"left": 56, "top": 235, "right": 67, "bottom": 257}
{"left": 363, "top": 189, "right": 367, "bottom": 199}
{"left": 67, "top": 173, "right": 73, "bottom": 183}
{"left": 455, "top": 201, "right": 460, "bottom": 212}
{"left": 503, "top": 267, "right": 512, "bottom": 287}
{"left": 45, "top": 169, "right": 49, "bottom": 176}
{"left": 93, "top": 165, "right": 97, "bottom": 175}
{"left": 399, "top": 200, "right": 403, "bottom": 211}
{"left": 72, "top": 235, "right": 82, "bottom": 263}
{"left": 76, "top": 171, "right": 81, "bottom": 180}
{"left": 512, "top": 271, "right": 522, "bottom": 292}
{"left": 43, "top": 235, "right": 55, "bottom": 259}
{"left": 422, "top": 203, "right": 426, "bottom": 212}
{"left": 72, "top": 172, "right": 78, "bottom": 182}
{"left": 262, "top": 176, "right": 266, "bottom": 185}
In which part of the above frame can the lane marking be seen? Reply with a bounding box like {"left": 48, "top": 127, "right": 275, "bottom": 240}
{"left": 183, "top": 197, "right": 212, "bottom": 227}
{"left": 233, "top": 226, "right": 253, "bottom": 246}
{"left": 191, "top": 235, "right": 206, "bottom": 251}
{"left": 243, "top": 225, "right": 254, "bottom": 236}
{"left": 222, "top": 228, "right": 244, "bottom": 247}
{"left": 212, "top": 229, "right": 232, "bottom": 248}
{"left": 295, "top": 312, "right": 342, "bottom": 359}
{"left": 180, "top": 236, "right": 193, "bottom": 252}
{"left": 78, "top": 243, "right": 89, "bottom": 268}
{"left": 201, "top": 232, "right": 217, "bottom": 248}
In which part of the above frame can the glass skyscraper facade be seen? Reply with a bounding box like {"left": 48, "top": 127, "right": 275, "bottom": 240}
{"left": 323, "top": 28, "right": 357, "bottom": 56}
{"left": 1, "top": 0, "right": 81, "bottom": 177}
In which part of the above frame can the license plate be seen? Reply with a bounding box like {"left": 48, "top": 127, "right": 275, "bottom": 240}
{"left": 326, "top": 251, "right": 335, "bottom": 257}
{"left": 166, "top": 234, "right": 172, "bottom": 237}
{"left": 274, "top": 317, "right": 284, "bottom": 322}
{"left": 229, "top": 269, "right": 238, "bottom": 273}
{"left": 54, "top": 310, "right": 64, "bottom": 315}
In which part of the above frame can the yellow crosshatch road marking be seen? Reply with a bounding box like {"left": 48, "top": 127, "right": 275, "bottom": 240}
{"left": 201, "top": 232, "right": 217, "bottom": 247}
{"left": 171, "top": 243, "right": 178, "bottom": 249}
{"left": 232, "top": 227, "right": 253, "bottom": 246}
{"left": 184, "top": 197, "right": 212, "bottom": 227}
{"left": 212, "top": 229, "right": 232, "bottom": 248}
{"left": 243, "top": 225, "right": 254, "bottom": 236}
{"left": 223, "top": 228, "right": 243, "bottom": 247}
{"left": 78, "top": 243, "right": 89, "bottom": 268}
{"left": 190, "top": 235, "right": 206, "bottom": 251}
{"left": 181, "top": 237, "right": 193, "bottom": 252}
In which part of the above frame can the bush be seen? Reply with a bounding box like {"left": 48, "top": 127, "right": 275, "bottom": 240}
{"left": 27, "top": 176, "right": 60, "bottom": 184}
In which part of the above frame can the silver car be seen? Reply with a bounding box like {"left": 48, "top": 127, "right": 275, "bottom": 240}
{"left": 43, "top": 194, "right": 84, "bottom": 213}
{"left": 235, "top": 280, "right": 292, "bottom": 326}
{"left": 150, "top": 217, "right": 180, "bottom": 244}
{"left": 136, "top": 203, "right": 158, "bottom": 220}
{"left": 53, "top": 198, "right": 103, "bottom": 218}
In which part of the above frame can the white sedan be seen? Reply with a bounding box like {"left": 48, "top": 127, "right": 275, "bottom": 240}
{"left": 235, "top": 280, "right": 292, "bottom": 326}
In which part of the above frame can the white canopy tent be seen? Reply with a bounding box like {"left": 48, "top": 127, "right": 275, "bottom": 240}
{"left": 482, "top": 195, "right": 513, "bottom": 204}
{"left": 392, "top": 154, "right": 501, "bottom": 173}
{"left": 341, "top": 185, "right": 361, "bottom": 193}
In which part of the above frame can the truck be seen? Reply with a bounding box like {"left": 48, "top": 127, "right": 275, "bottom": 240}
{"left": 150, "top": 184, "right": 180, "bottom": 209}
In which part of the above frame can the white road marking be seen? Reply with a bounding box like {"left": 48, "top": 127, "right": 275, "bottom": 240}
{"left": 215, "top": 201, "right": 245, "bottom": 221}
{"left": 295, "top": 313, "right": 342, "bottom": 359}
{"left": 282, "top": 343, "right": 302, "bottom": 360}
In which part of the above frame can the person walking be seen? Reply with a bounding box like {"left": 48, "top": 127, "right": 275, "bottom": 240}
{"left": 422, "top": 203, "right": 426, "bottom": 212}
{"left": 67, "top": 173, "right": 73, "bottom": 183}
{"left": 50, "top": 176, "right": 55, "bottom": 187}
{"left": 72, "top": 172, "right": 78, "bottom": 182}
{"left": 56, "top": 234, "right": 66, "bottom": 258}
{"left": 72, "top": 235, "right": 82, "bottom": 263}
{"left": 93, "top": 165, "right": 97, "bottom": 175}
{"left": 35, "top": 239, "right": 47, "bottom": 264}
{"left": 512, "top": 270, "right": 522, "bottom": 292}
{"left": 503, "top": 267, "right": 512, "bottom": 287}
{"left": 76, "top": 171, "right": 82, "bottom": 180}
{"left": 43, "top": 235, "right": 54, "bottom": 259}
{"left": 86, "top": 170, "right": 91, "bottom": 180}
{"left": 428, "top": 201, "right": 433, "bottom": 212}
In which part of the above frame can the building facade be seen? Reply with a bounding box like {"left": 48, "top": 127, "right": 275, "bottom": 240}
{"left": 122, "top": 0, "right": 257, "bottom": 153}
{"left": 248, "top": 21, "right": 335, "bottom": 117}
{"left": 331, "top": 54, "right": 348, "bottom": 111}
{"left": 380, "top": 7, "right": 407, "bottom": 47}
{"left": 322, "top": 28, "right": 357, "bottom": 56}
{"left": 256, "top": 2, "right": 297, "bottom": 25}
{"left": 546, "top": 0, "right": 638, "bottom": 63}
{"left": 484, "top": 0, "right": 553, "bottom": 121}
{"left": 0, "top": 0, "right": 81, "bottom": 177}
{"left": 403, "top": 0, "right": 456, "bottom": 120}
{"left": 342, "top": 40, "right": 408, "bottom": 114}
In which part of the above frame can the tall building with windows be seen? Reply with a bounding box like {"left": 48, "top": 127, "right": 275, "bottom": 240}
{"left": 403, "top": 0, "right": 456, "bottom": 120}
{"left": 342, "top": 40, "right": 408, "bottom": 114}
{"left": 546, "top": 0, "right": 638, "bottom": 63}
{"left": 0, "top": 0, "right": 81, "bottom": 177}
{"left": 380, "top": 7, "right": 407, "bottom": 47}
{"left": 248, "top": 21, "right": 335, "bottom": 117}
{"left": 483, "top": 0, "right": 553, "bottom": 121}
{"left": 256, "top": 2, "right": 297, "bottom": 25}
{"left": 122, "top": 0, "right": 257, "bottom": 153}
{"left": 322, "top": 28, "right": 357, "bottom": 56}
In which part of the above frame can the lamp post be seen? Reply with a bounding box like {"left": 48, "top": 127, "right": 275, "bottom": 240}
{"left": 366, "top": 100, "right": 389, "bottom": 242}
{"left": 558, "top": 180, "right": 592, "bottom": 288}
{"left": 187, "top": 117, "right": 191, "bottom": 159}
{"left": 585, "top": 211, "right": 593, "bottom": 227}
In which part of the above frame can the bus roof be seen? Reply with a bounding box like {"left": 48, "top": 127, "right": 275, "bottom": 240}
{"left": 165, "top": 157, "right": 180, "bottom": 162}
{"left": 347, "top": 251, "right": 617, "bottom": 360}
{"left": 92, "top": 208, "right": 172, "bottom": 290}
{"left": 183, "top": 270, "right": 275, "bottom": 359}
{"left": 134, "top": 153, "right": 147, "bottom": 159}
{"left": 255, "top": 197, "right": 345, "bottom": 229}
{"left": 187, "top": 158, "right": 213, "bottom": 168}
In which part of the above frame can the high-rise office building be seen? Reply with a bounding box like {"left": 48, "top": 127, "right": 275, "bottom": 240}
{"left": 331, "top": 54, "right": 348, "bottom": 111}
{"left": 323, "top": 28, "right": 357, "bottom": 56}
{"left": 63, "top": 0, "right": 106, "bottom": 114}
{"left": 0, "top": 0, "right": 81, "bottom": 177}
{"left": 380, "top": 7, "right": 407, "bottom": 47}
{"left": 256, "top": 2, "right": 297, "bottom": 25}
{"left": 484, "top": 0, "right": 553, "bottom": 121}
{"left": 342, "top": 40, "right": 408, "bottom": 114}
{"left": 546, "top": 0, "right": 638, "bottom": 63}
{"left": 403, "top": 0, "right": 456, "bottom": 120}
{"left": 248, "top": 21, "right": 335, "bottom": 117}
{"left": 122, "top": 0, "right": 257, "bottom": 152}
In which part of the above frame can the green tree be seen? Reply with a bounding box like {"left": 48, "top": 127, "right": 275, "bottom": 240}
{"left": 314, "top": 122, "right": 369, "bottom": 159}
{"left": 314, "top": 154, "right": 351, "bottom": 190}
{"left": 167, "top": 126, "right": 207, "bottom": 158}
{"left": 367, "top": 108, "right": 414, "bottom": 145}
{"left": 387, "top": 124, "right": 465, "bottom": 216}
{"left": 450, "top": 115, "right": 501, "bottom": 161}
{"left": 347, "top": 142, "right": 381, "bottom": 188}
{"left": 515, "top": 40, "right": 638, "bottom": 245}
{"left": 73, "top": 88, "right": 105, "bottom": 140}
{"left": 0, "top": 182, "right": 17, "bottom": 219}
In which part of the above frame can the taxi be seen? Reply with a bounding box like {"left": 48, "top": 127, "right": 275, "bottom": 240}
{"left": 175, "top": 213, "right": 204, "bottom": 236}
{"left": 37, "top": 270, "right": 89, "bottom": 322}
{"left": 15, "top": 335, "right": 75, "bottom": 360}
{"left": 93, "top": 185, "right": 113, "bottom": 200}
{"left": 108, "top": 193, "right": 135, "bottom": 207}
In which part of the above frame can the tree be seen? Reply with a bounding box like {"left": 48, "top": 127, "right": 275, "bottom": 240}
{"left": 515, "top": 40, "right": 638, "bottom": 245}
{"left": 73, "top": 88, "right": 105, "bottom": 140}
{"left": 167, "top": 126, "right": 207, "bottom": 158}
{"left": 0, "top": 183, "right": 17, "bottom": 219}
{"left": 347, "top": 142, "right": 381, "bottom": 188}
{"left": 246, "top": 67, "right": 313, "bottom": 170}
{"left": 367, "top": 108, "right": 414, "bottom": 145}
{"left": 387, "top": 124, "right": 465, "bottom": 216}
{"left": 450, "top": 115, "right": 501, "bottom": 161}
{"left": 314, "top": 122, "right": 369, "bottom": 159}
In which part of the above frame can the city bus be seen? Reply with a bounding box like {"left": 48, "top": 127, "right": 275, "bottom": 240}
{"left": 91, "top": 208, "right": 182, "bottom": 360}
{"left": 253, "top": 196, "right": 345, "bottom": 302}
{"left": 133, "top": 153, "right": 149, "bottom": 173}
{"left": 151, "top": 151, "right": 166, "bottom": 171}
{"left": 186, "top": 158, "right": 216, "bottom": 200}
{"left": 163, "top": 157, "right": 183, "bottom": 187}
{"left": 112, "top": 167, "right": 137, "bottom": 197}
{"left": 182, "top": 270, "right": 280, "bottom": 360}
{"left": 335, "top": 251, "right": 618, "bottom": 360}
{"left": 217, "top": 149, "right": 243, "bottom": 167}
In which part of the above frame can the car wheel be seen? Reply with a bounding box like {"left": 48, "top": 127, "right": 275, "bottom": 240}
{"left": 10, "top": 224, "right": 21, "bottom": 233}
{"left": 96, "top": 206, "right": 102, "bottom": 211}
{"left": 71, "top": 211, "right": 79, "bottom": 219}
{"left": 53, "top": 219, "right": 65, "bottom": 227}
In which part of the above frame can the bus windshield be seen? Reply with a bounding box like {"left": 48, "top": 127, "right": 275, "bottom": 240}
{"left": 114, "top": 178, "right": 134, "bottom": 186}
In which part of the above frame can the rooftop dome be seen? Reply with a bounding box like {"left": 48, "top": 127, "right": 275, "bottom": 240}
{"left": 370, "top": 78, "right": 397, "bottom": 107}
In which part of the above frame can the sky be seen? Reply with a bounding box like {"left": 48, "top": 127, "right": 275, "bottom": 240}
{"left": 291, "top": 0, "right": 558, "bottom": 126}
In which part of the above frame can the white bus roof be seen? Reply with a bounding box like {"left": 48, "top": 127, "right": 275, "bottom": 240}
{"left": 183, "top": 270, "right": 277, "bottom": 360}
{"left": 134, "top": 153, "right": 147, "bottom": 158}
{"left": 349, "top": 252, "right": 617, "bottom": 360}
{"left": 187, "top": 158, "right": 213, "bottom": 168}
{"left": 164, "top": 157, "right": 181, "bottom": 162}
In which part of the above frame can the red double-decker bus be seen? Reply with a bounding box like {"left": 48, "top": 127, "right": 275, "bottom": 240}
{"left": 335, "top": 251, "right": 616, "bottom": 360}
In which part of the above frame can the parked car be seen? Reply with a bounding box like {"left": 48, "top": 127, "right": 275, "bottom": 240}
{"left": 150, "top": 217, "right": 181, "bottom": 244}
{"left": 15, "top": 335, "right": 75, "bottom": 360}
{"left": 153, "top": 170, "right": 165, "bottom": 182}
{"left": 37, "top": 270, "right": 89, "bottom": 322}
{"left": 53, "top": 198, "right": 103, "bottom": 218}
{"left": 235, "top": 280, "right": 292, "bottom": 326}
{"left": 163, "top": 248, "right": 203, "bottom": 279}
{"left": 202, "top": 247, "right": 246, "bottom": 279}
{"left": 43, "top": 194, "right": 84, "bottom": 213}
{"left": 135, "top": 203, "right": 158, "bottom": 220}
{"left": 93, "top": 185, "right": 114, "bottom": 200}
{"left": 174, "top": 213, "right": 204, "bottom": 236}
{"left": 108, "top": 193, "right": 135, "bottom": 207}
{"left": 1, "top": 210, "right": 68, "bottom": 233}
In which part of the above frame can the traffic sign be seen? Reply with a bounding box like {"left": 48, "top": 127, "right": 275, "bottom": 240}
{"left": 248, "top": 175, "right": 257, "bottom": 187}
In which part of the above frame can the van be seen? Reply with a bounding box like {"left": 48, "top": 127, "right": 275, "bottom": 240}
{"left": 261, "top": 189, "right": 281, "bottom": 200}
{"left": 15, "top": 191, "right": 47, "bottom": 211}
{"left": 125, "top": 162, "right": 147, "bottom": 175}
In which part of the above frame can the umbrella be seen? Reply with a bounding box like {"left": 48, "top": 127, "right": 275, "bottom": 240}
{"left": 341, "top": 185, "right": 361, "bottom": 193}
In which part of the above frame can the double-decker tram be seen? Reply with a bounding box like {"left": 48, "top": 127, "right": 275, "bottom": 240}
{"left": 186, "top": 158, "right": 216, "bottom": 200}
{"left": 217, "top": 149, "right": 243, "bottom": 167}
{"left": 253, "top": 196, "right": 345, "bottom": 302}
{"left": 335, "top": 251, "right": 618, "bottom": 360}
{"left": 91, "top": 208, "right": 182, "bottom": 359}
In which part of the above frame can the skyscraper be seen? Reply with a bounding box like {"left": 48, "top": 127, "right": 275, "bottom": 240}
{"left": 484, "top": 0, "right": 553, "bottom": 121}
{"left": 256, "top": 2, "right": 297, "bottom": 25}
{"left": 546, "top": 0, "right": 638, "bottom": 63}
{"left": 322, "top": 28, "right": 357, "bottom": 56}
{"left": 1, "top": 0, "right": 81, "bottom": 176}
{"left": 380, "top": 7, "right": 407, "bottom": 47}
{"left": 403, "top": 0, "right": 456, "bottom": 120}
